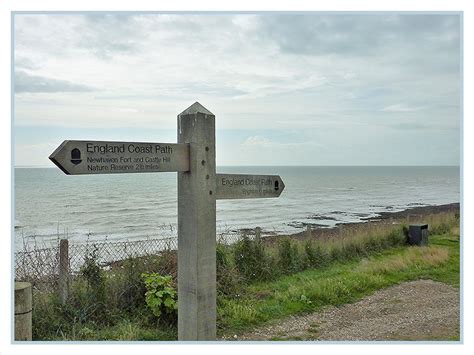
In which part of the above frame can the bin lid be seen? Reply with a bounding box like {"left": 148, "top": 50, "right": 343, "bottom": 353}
{"left": 409, "top": 224, "right": 428, "bottom": 228}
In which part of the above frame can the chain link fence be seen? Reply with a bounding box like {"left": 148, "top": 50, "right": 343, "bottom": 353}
{"left": 14, "top": 230, "right": 247, "bottom": 285}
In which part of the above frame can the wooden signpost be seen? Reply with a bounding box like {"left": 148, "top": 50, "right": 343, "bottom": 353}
{"left": 49, "top": 140, "right": 189, "bottom": 175}
{"left": 49, "top": 102, "right": 286, "bottom": 341}
{"left": 216, "top": 173, "right": 285, "bottom": 199}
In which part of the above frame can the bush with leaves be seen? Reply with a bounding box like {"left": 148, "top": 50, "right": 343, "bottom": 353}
{"left": 304, "top": 241, "right": 329, "bottom": 269}
{"left": 278, "top": 238, "right": 301, "bottom": 274}
{"left": 233, "top": 235, "right": 274, "bottom": 281}
{"left": 79, "top": 247, "right": 107, "bottom": 320}
{"left": 216, "top": 243, "right": 244, "bottom": 296}
{"left": 386, "top": 228, "right": 406, "bottom": 247}
{"left": 141, "top": 273, "right": 177, "bottom": 323}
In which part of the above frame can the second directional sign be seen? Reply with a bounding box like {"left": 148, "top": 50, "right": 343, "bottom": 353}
{"left": 49, "top": 140, "right": 190, "bottom": 175}
{"left": 215, "top": 173, "right": 285, "bottom": 199}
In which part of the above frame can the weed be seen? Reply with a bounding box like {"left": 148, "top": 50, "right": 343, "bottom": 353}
{"left": 304, "top": 241, "right": 329, "bottom": 269}
{"left": 278, "top": 239, "right": 301, "bottom": 274}
{"left": 141, "top": 273, "right": 177, "bottom": 324}
{"left": 216, "top": 243, "right": 243, "bottom": 296}
{"left": 233, "top": 235, "right": 274, "bottom": 281}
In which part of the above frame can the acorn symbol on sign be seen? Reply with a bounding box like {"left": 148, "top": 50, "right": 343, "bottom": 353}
{"left": 70, "top": 148, "right": 82, "bottom": 165}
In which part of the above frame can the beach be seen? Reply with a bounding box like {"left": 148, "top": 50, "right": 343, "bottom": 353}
{"left": 14, "top": 166, "right": 460, "bottom": 248}
{"left": 254, "top": 202, "right": 460, "bottom": 244}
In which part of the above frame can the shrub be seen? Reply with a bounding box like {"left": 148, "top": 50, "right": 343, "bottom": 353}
{"left": 154, "top": 249, "right": 178, "bottom": 280}
{"left": 117, "top": 257, "right": 147, "bottom": 313}
{"left": 216, "top": 243, "right": 243, "bottom": 296}
{"left": 32, "top": 291, "right": 64, "bottom": 340}
{"left": 328, "top": 244, "right": 344, "bottom": 262}
{"left": 141, "top": 273, "right": 177, "bottom": 324}
{"left": 105, "top": 249, "right": 177, "bottom": 318}
{"left": 233, "top": 235, "right": 274, "bottom": 281}
{"left": 277, "top": 239, "right": 301, "bottom": 274}
{"left": 431, "top": 222, "right": 452, "bottom": 235}
{"left": 340, "top": 241, "right": 360, "bottom": 260}
{"left": 304, "top": 241, "right": 329, "bottom": 269}
{"left": 361, "top": 236, "right": 379, "bottom": 254}
{"left": 386, "top": 228, "right": 406, "bottom": 247}
{"left": 81, "top": 248, "right": 105, "bottom": 298}
{"left": 79, "top": 247, "right": 107, "bottom": 320}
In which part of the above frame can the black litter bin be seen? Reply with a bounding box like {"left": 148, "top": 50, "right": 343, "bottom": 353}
{"left": 408, "top": 224, "right": 429, "bottom": 246}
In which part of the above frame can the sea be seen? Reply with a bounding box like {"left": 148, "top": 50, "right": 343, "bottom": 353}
{"left": 14, "top": 166, "right": 460, "bottom": 249}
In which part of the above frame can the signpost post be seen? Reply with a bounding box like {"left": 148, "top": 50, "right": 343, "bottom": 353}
{"left": 49, "top": 102, "right": 286, "bottom": 341}
{"left": 177, "top": 103, "right": 217, "bottom": 340}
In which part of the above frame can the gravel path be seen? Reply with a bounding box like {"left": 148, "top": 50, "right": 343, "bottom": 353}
{"left": 234, "top": 280, "right": 460, "bottom": 341}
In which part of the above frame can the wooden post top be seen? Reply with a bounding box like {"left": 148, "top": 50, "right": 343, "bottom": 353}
{"left": 15, "top": 282, "right": 31, "bottom": 291}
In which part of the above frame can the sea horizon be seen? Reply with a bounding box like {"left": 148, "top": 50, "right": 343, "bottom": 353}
{"left": 14, "top": 166, "right": 460, "bottom": 249}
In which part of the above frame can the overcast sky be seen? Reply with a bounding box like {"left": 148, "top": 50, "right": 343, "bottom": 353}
{"left": 14, "top": 13, "right": 461, "bottom": 166}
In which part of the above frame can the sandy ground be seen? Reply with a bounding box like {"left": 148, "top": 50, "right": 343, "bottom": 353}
{"left": 233, "top": 280, "right": 460, "bottom": 341}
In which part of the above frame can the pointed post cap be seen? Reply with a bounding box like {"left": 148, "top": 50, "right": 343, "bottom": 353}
{"left": 178, "top": 102, "right": 214, "bottom": 117}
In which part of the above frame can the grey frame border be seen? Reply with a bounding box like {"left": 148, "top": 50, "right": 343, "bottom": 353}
{"left": 11, "top": 10, "right": 464, "bottom": 345}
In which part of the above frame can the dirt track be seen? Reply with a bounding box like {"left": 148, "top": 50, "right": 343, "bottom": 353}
{"left": 236, "top": 280, "right": 460, "bottom": 341}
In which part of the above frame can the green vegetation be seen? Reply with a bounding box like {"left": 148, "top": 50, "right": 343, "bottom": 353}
{"left": 32, "top": 249, "right": 178, "bottom": 340}
{"left": 218, "top": 234, "right": 458, "bottom": 336}
{"left": 30, "top": 211, "right": 459, "bottom": 340}
{"left": 142, "top": 273, "right": 177, "bottom": 321}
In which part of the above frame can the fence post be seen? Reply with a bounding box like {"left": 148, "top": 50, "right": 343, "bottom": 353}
{"left": 15, "top": 282, "right": 32, "bottom": 341}
{"left": 177, "top": 103, "right": 216, "bottom": 340}
{"left": 306, "top": 225, "right": 312, "bottom": 238}
{"left": 255, "top": 227, "right": 261, "bottom": 242}
{"left": 59, "top": 239, "right": 69, "bottom": 305}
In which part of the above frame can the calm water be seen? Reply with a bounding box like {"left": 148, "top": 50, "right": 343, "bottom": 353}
{"left": 14, "top": 166, "right": 460, "bottom": 248}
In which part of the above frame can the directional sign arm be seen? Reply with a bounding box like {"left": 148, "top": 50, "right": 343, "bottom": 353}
{"left": 49, "top": 140, "right": 190, "bottom": 175}
{"left": 49, "top": 141, "right": 72, "bottom": 175}
{"left": 215, "top": 173, "right": 285, "bottom": 200}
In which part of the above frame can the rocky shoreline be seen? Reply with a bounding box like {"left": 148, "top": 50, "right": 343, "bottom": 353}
{"left": 258, "top": 202, "right": 460, "bottom": 243}
{"left": 363, "top": 202, "right": 459, "bottom": 222}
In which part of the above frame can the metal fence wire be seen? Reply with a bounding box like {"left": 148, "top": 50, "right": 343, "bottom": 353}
{"left": 14, "top": 231, "right": 245, "bottom": 284}
{"left": 15, "top": 244, "right": 61, "bottom": 284}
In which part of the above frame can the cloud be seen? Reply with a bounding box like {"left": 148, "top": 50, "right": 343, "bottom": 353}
{"left": 77, "top": 14, "right": 143, "bottom": 60}
{"left": 257, "top": 14, "right": 460, "bottom": 57}
{"left": 15, "top": 71, "right": 94, "bottom": 93}
{"left": 257, "top": 15, "right": 383, "bottom": 56}
{"left": 112, "top": 107, "right": 141, "bottom": 113}
{"left": 241, "top": 135, "right": 324, "bottom": 149}
{"left": 387, "top": 122, "right": 429, "bottom": 130}
{"left": 13, "top": 13, "right": 460, "bottom": 165}
{"left": 380, "top": 103, "right": 422, "bottom": 112}
{"left": 385, "top": 121, "right": 458, "bottom": 131}
{"left": 15, "top": 56, "right": 40, "bottom": 70}
{"left": 15, "top": 142, "right": 59, "bottom": 167}
{"left": 241, "top": 135, "right": 273, "bottom": 148}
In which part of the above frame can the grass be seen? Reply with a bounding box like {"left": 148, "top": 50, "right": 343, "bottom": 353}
{"left": 72, "top": 320, "right": 177, "bottom": 341}
{"left": 29, "top": 210, "right": 460, "bottom": 340}
{"left": 217, "top": 229, "right": 460, "bottom": 337}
